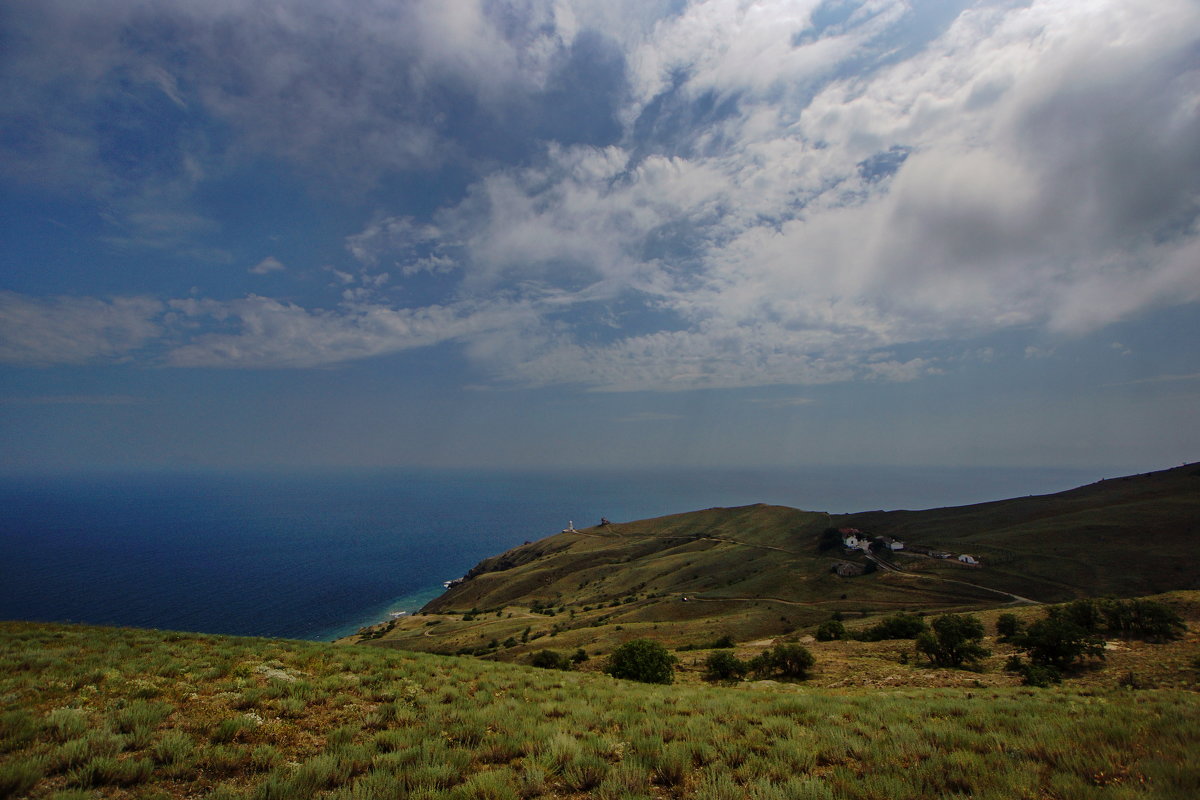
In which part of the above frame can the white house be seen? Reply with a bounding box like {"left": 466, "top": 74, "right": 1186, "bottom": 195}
{"left": 957, "top": 554, "right": 979, "bottom": 565}
{"left": 841, "top": 532, "right": 868, "bottom": 551}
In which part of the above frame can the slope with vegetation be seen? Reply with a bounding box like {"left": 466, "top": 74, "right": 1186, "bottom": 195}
{"left": 2, "top": 620, "right": 1199, "bottom": 800}
{"left": 351, "top": 464, "right": 1200, "bottom": 664}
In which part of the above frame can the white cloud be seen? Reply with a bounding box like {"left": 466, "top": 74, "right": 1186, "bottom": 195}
{"left": 4, "top": 0, "right": 1197, "bottom": 392}
{"left": 0, "top": 292, "right": 163, "bottom": 365}
{"left": 381, "top": 0, "right": 1200, "bottom": 391}
{"left": 163, "top": 295, "right": 536, "bottom": 369}
{"left": 249, "top": 256, "right": 286, "bottom": 275}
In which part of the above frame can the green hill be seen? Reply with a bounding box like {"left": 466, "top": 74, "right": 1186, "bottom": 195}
{"left": 356, "top": 463, "right": 1199, "bottom": 660}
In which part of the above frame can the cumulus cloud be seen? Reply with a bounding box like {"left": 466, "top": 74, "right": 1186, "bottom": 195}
{"left": 369, "top": 0, "right": 1200, "bottom": 390}
{"left": 249, "top": 256, "right": 286, "bottom": 275}
{"left": 4, "top": 0, "right": 1197, "bottom": 392}
{"left": 0, "top": 0, "right": 574, "bottom": 192}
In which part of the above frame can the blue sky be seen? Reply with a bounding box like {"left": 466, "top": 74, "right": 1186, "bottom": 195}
{"left": 1, "top": 0, "right": 1198, "bottom": 473}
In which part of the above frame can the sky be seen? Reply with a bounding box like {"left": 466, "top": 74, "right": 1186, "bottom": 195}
{"left": 1, "top": 0, "right": 1198, "bottom": 474}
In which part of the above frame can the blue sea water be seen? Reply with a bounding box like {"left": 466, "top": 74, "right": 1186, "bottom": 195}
{"left": 0, "top": 465, "right": 1117, "bottom": 640}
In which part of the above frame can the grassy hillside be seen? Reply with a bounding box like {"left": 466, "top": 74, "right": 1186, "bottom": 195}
{"left": 2, "top": 620, "right": 1199, "bottom": 799}
{"left": 836, "top": 463, "right": 1200, "bottom": 602}
{"left": 355, "top": 464, "right": 1200, "bottom": 661}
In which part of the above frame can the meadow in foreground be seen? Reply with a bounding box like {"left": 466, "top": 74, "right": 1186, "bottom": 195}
{"left": 1, "top": 621, "right": 1198, "bottom": 799}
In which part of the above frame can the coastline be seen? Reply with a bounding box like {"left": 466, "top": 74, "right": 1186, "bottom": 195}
{"left": 316, "top": 584, "right": 447, "bottom": 642}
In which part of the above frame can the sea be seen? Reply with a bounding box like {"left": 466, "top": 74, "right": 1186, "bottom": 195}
{"left": 0, "top": 465, "right": 1118, "bottom": 641}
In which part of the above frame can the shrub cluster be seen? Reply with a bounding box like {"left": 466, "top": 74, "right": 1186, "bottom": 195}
{"left": 702, "top": 643, "right": 816, "bottom": 683}
{"left": 702, "top": 651, "right": 748, "bottom": 683}
{"left": 529, "top": 649, "right": 588, "bottom": 671}
{"left": 1049, "top": 598, "right": 1185, "bottom": 642}
{"left": 603, "top": 640, "right": 676, "bottom": 684}
{"left": 815, "top": 620, "right": 845, "bottom": 641}
{"left": 677, "top": 635, "right": 736, "bottom": 652}
{"left": 854, "top": 613, "right": 927, "bottom": 641}
{"left": 748, "top": 644, "right": 815, "bottom": 680}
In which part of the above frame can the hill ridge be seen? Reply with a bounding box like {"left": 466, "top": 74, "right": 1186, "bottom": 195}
{"left": 354, "top": 463, "right": 1199, "bottom": 661}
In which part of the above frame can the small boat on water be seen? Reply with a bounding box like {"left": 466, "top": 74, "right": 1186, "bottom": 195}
{"left": 387, "top": 611, "right": 407, "bottom": 619}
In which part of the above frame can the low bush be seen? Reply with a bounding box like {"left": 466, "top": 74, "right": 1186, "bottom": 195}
{"left": 1020, "top": 617, "right": 1105, "bottom": 672}
{"left": 603, "top": 640, "right": 676, "bottom": 684}
{"left": 529, "top": 650, "right": 573, "bottom": 671}
{"left": 1019, "top": 664, "right": 1062, "bottom": 688}
{"left": 815, "top": 620, "right": 845, "bottom": 641}
{"left": 856, "top": 613, "right": 927, "bottom": 641}
{"left": 703, "top": 651, "right": 749, "bottom": 683}
{"left": 67, "top": 756, "right": 153, "bottom": 788}
{"left": 43, "top": 708, "right": 89, "bottom": 742}
{"left": 0, "top": 757, "right": 44, "bottom": 798}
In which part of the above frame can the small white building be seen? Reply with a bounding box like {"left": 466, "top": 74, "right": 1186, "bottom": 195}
{"left": 957, "top": 554, "right": 978, "bottom": 565}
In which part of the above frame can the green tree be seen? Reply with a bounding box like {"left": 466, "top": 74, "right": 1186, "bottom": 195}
{"left": 995, "top": 613, "right": 1024, "bottom": 642}
{"left": 1099, "top": 599, "right": 1186, "bottom": 641}
{"left": 703, "top": 651, "right": 748, "bottom": 683}
{"left": 815, "top": 620, "right": 846, "bottom": 641}
{"left": 529, "top": 650, "right": 572, "bottom": 670}
{"left": 604, "top": 639, "right": 676, "bottom": 684}
{"left": 1021, "top": 617, "right": 1105, "bottom": 671}
{"left": 749, "top": 644, "right": 815, "bottom": 680}
{"left": 915, "top": 614, "right": 989, "bottom": 668}
{"left": 1049, "top": 599, "right": 1103, "bottom": 633}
